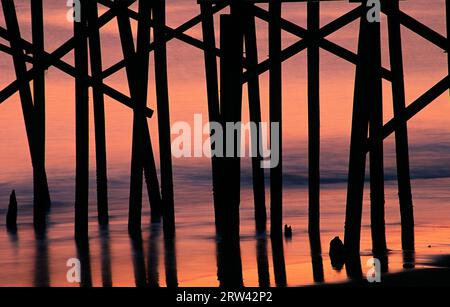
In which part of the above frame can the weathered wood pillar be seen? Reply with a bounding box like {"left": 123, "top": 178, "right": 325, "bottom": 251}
{"left": 307, "top": 0, "right": 321, "bottom": 246}
{"left": 269, "top": 0, "right": 283, "bottom": 240}
{"left": 153, "top": 0, "right": 176, "bottom": 238}
{"left": 87, "top": 0, "right": 109, "bottom": 225}
{"left": 386, "top": 0, "right": 415, "bottom": 251}
{"left": 244, "top": 3, "right": 267, "bottom": 234}
{"left": 74, "top": 0, "right": 90, "bottom": 238}
{"left": 200, "top": 1, "right": 223, "bottom": 235}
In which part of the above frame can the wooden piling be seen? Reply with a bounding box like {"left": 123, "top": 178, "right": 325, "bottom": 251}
{"left": 219, "top": 12, "right": 244, "bottom": 239}
{"left": 386, "top": 0, "right": 415, "bottom": 251}
{"left": 74, "top": 0, "right": 90, "bottom": 238}
{"left": 87, "top": 0, "right": 109, "bottom": 225}
{"left": 344, "top": 4, "right": 371, "bottom": 255}
{"left": 244, "top": 3, "right": 267, "bottom": 234}
{"left": 1, "top": 0, "right": 48, "bottom": 230}
{"left": 200, "top": 2, "right": 223, "bottom": 235}
{"left": 367, "top": 15, "right": 387, "bottom": 254}
{"left": 31, "top": 0, "right": 51, "bottom": 213}
{"left": 269, "top": 1, "right": 283, "bottom": 239}
{"left": 447, "top": 0, "right": 450, "bottom": 82}
{"left": 152, "top": 0, "right": 176, "bottom": 238}
{"left": 256, "top": 237, "right": 270, "bottom": 287}
{"left": 6, "top": 190, "right": 17, "bottom": 231}
{"left": 116, "top": 0, "right": 160, "bottom": 234}
{"left": 307, "top": 0, "right": 321, "bottom": 241}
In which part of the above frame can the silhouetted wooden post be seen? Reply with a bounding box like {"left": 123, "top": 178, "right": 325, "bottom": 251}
{"left": 34, "top": 231, "right": 50, "bottom": 287}
{"left": 6, "top": 190, "right": 17, "bottom": 231}
{"left": 116, "top": 0, "right": 152, "bottom": 234}
{"left": 200, "top": 1, "right": 223, "bottom": 234}
{"left": 31, "top": 0, "right": 51, "bottom": 213}
{"left": 366, "top": 8, "right": 387, "bottom": 254}
{"left": 386, "top": 0, "right": 415, "bottom": 251}
{"left": 87, "top": 0, "right": 109, "bottom": 225}
{"left": 269, "top": 1, "right": 283, "bottom": 239}
{"left": 148, "top": 224, "right": 162, "bottom": 287}
{"left": 130, "top": 233, "right": 147, "bottom": 287}
{"left": 74, "top": 0, "right": 89, "bottom": 238}
{"left": 143, "top": 130, "right": 163, "bottom": 223}
{"left": 256, "top": 237, "right": 270, "bottom": 287}
{"left": 307, "top": 0, "right": 321, "bottom": 241}
{"left": 447, "top": 0, "right": 450, "bottom": 81}
{"left": 99, "top": 225, "right": 113, "bottom": 287}
{"left": 220, "top": 11, "right": 244, "bottom": 239}
{"left": 153, "top": 0, "right": 176, "bottom": 238}
{"left": 244, "top": 3, "right": 267, "bottom": 234}
{"left": 1, "top": 0, "right": 48, "bottom": 230}
{"left": 271, "top": 237, "right": 287, "bottom": 287}
{"left": 344, "top": 4, "right": 371, "bottom": 255}
{"left": 76, "top": 236, "right": 92, "bottom": 287}
{"left": 164, "top": 237, "right": 179, "bottom": 287}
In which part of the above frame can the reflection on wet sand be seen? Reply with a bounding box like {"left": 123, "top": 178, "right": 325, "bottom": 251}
{"left": 34, "top": 230, "right": 50, "bottom": 287}
{"left": 130, "top": 233, "right": 147, "bottom": 287}
{"left": 256, "top": 235, "right": 270, "bottom": 287}
{"left": 271, "top": 237, "right": 287, "bottom": 287}
{"left": 99, "top": 225, "right": 113, "bottom": 287}
{"left": 309, "top": 232, "right": 324, "bottom": 283}
{"left": 147, "top": 224, "right": 161, "bottom": 287}
{"left": 76, "top": 236, "right": 92, "bottom": 287}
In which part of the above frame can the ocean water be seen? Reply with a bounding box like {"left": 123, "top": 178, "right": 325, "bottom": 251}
{"left": 0, "top": 0, "right": 449, "bottom": 286}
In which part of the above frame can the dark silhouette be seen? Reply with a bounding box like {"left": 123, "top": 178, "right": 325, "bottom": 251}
{"left": 6, "top": 190, "right": 17, "bottom": 231}
{"left": 385, "top": 0, "right": 415, "bottom": 252}
{"left": 130, "top": 233, "right": 147, "bottom": 287}
{"left": 164, "top": 236, "right": 178, "bottom": 287}
{"left": 269, "top": 1, "right": 283, "bottom": 239}
{"left": 329, "top": 236, "right": 345, "bottom": 271}
{"left": 1, "top": 0, "right": 50, "bottom": 231}
{"left": 76, "top": 236, "right": 93, "bottom": 287}
{"left": 284, "top": 224, "right": 292, "bottom": 239}
{"left": 218, "top": 12, "right": 243, "bottom": 238}
{"left": 34, "top": 230, "right": 50, "bottom": 287}
{"left": 309, "top": 231, "right": 324, "bottom": 283}
{"left": 271, "top": 236, "right": 287, "bottom": 287}
{"left": 344, "top": 1, "right": 387, "bottom": 256}
{"left": 200, "top": 1, "right": 223, "bottom": 235}
{"left": 115, "top": 0, "right": 162, "bottom": 234}
{"left": 99, "top": 225, "right": 113, "bottom": 287}
{"left": 216, "top": 236, "right": 244, "bottom": 287}
{"left": 74, "top": 0, "right": 89, "bottom": 239}
{"left": 256, "top": 236, "right": 271, "bottom": 287}
{"left": 152, "top": 0, "right": 176, "bottom": 238}
{"left": 243, "top": 2, "right": 267, "bottom": 235}
{"left": 148, "top": 224, "right": 162, "bottom": 287}
{"left": 307, "top": 0, "right": 321, "bottom": 244}
{"left": 403, "top": 250, "right": 416, "bottom": 269}
{"left": 87, "top": 0, "right": 109, "bottom": 225}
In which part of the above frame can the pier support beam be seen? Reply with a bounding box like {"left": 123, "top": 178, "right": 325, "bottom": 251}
{"left": 244, "top": 3, "right": 267, "bottom": 234}
{"left": 153, "top": 0, "right": 176, "bottom": 238}
{"left": 269, "top": 1, "right": 283, "bottom": 240}
{"left": 74, "top": 0, "right": 90, "bottom": 238}
{"left": 386, "top": 0, "right": 415, "bottom": 251}
{"left": 87, "top": 0, "right": 109, "bottom": 225}
{"left": 307, "top": 0, "right": 321, "bottom": 249}
{"left": 200, "top": 2, "right": 223, "bottom": 235}
{"left": 219, "top": 11, "right": 244, "bottom": 238}
{"left": 1, "top": 0, "right": 51, "bottom": 231}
